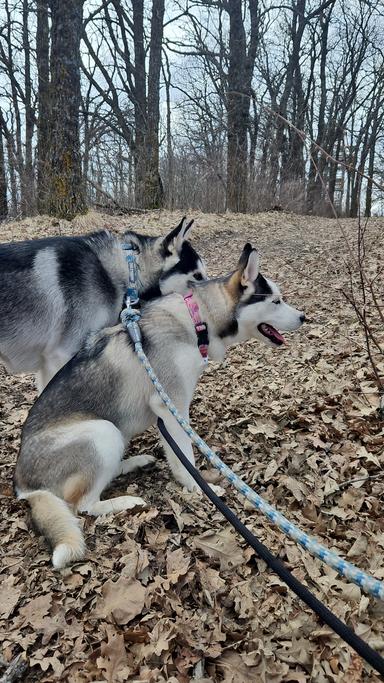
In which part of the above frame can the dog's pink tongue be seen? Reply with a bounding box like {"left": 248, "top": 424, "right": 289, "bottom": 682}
{"left": 262, "top": 324, "right": 286, "bottom": 345}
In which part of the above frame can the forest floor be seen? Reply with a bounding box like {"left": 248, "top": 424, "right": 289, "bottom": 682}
{"left": 0, "top": 209, "right": 383, "bottom": 683}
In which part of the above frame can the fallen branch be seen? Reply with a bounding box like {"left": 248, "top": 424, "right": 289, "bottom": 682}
{"left": 93, "top": 202, "right": 148, "bottom": 215}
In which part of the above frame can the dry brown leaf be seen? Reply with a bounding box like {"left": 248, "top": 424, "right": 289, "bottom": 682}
{"left": 97, "top": 625, "right": 129, "bottom": 683}
{"left": 193, "top": 529, "right": 244, "bottom": 570}
{"left": 166, "top": 547, "right": 190, "bottom": 584}
{"left": 18, "top": 593, "right": 52, "bottom": 627}
{"left": 0, "top": 577, "right": 21, "bottom": 619}
{"left": 93, "top": 576, "right": 146, "bottom": 625}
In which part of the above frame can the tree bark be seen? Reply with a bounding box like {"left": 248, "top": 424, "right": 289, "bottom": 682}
{"left": 226, "top": 0, "right": 251, "bottom": 213}
{"left": 36, "top": 0, "right": 50, "bottom": 213}
{"left": 145, "top": 0, "right": 165, "bottom": 208}
{"left": 0, "top": 131, "right": 7, "bottom": 219}
{"left": 132, "top": 0, "right": 164, "bottom": 209}
{"left": 22, "top": 0, "right": 35, "bottom": 214}
{"left": 47, "top": 0, "right": 86, "bottom": 219}
{"left": 364, "top": 141, "right": 375, "bottom": 218}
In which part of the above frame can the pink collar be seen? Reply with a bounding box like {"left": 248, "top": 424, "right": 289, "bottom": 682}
{"left": 184, "top": 290, "right": 209, "bottom": 362}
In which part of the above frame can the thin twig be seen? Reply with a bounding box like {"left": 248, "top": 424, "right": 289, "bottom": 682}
{"left": 339, "top": 473, "right": 384, "bottom": 489}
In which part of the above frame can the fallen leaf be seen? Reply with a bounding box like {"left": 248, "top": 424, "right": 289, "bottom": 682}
{"left": 97, "top": 625, "right": 129, "bottom": 683}
{"left": 93, "top": 577, "right": 146, "bottom": 625}
{"left": 193, "top": 529, "right": 244, "bottom": 570}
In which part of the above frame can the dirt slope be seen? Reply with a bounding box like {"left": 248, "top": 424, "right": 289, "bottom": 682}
{"left": 0, "top": 210, "right": 383, "bottom": 682}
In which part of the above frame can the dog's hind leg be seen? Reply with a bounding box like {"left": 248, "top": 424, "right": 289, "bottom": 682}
{"left": 76, "top": 421, "right": 147, "bottom": 516}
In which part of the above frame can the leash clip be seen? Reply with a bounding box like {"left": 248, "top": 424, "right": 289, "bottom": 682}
{"left": 122, "top": 242, "right": 140, "bottom": 306}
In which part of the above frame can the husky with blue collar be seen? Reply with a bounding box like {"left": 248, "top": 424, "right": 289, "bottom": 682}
{"left": 0, "top": 217, "right": 206, "bottom": 391}
{"left": 14, "top": 243, "right": 305, "bottom": 569}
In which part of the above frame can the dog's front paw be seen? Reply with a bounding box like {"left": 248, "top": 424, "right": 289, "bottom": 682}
{"left": 136, "top": 454, "right": 157, "bottom": 469}
{"left": 120, "top": 454, "right": 157, "bottom": 475}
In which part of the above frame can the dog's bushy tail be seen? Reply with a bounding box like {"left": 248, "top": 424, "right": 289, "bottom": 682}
{"left": 20, "top": 490, "right": 85, "bottom": 569}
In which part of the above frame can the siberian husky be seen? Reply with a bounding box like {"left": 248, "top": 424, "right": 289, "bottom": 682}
{"left": 0, "top": 217, "right": 205, "bottom": 391}
{"left": 14, "top": 243, "right": 305, "bottom": 568}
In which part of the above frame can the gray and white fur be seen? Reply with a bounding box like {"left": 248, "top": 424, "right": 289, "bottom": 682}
{"left": 14, "top": 243, "right": 305, "bottom": 569}
{"left": 0, "top": 217, "right": 206, "bottom": 391}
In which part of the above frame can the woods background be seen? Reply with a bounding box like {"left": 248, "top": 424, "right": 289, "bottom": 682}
{"left": 0, "top": 0, "right": 383, "bottom": 221}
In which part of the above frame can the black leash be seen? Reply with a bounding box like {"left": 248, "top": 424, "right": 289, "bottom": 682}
{"left": 157, "top": 418, "right": 384, "bottom": 678}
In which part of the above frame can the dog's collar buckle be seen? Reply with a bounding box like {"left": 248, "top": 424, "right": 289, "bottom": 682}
{"left": 184, "top": 291, "right": 209, "bottom": 363}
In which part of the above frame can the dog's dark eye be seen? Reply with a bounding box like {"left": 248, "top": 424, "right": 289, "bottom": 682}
{"left": 194, "top": 272, "right": 203, "bottom": 281}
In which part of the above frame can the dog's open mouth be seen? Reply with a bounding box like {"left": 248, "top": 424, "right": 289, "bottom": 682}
{"left": 257, "top": 323, "right": 286, "bottom": 346}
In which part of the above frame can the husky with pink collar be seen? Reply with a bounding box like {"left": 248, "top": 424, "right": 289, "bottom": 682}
{"left": 14, "top": 243, "right": 305, "bottom": 568}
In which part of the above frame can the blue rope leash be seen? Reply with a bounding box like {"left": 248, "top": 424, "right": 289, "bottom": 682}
{"left": 121, "top": 308, "right": 384, "bottom": 602}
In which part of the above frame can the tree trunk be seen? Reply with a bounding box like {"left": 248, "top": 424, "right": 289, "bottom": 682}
{"left": 163, "top": 58, "right": 174, "bottom": 209}
{"left": 132, "top": 0, "right": 147, "bottom": 209}
{"left": 36, "top": 0, "right": 50, "bottom": 213}
{"left": 5, "top": 133, "right": 18, "bottom": 215}
{"left": 132, "top": 0, "right": 164, "bottom": 209}
{"left": 22, "top": 0, "right": 35, "bottom": 214}
{"left": 328, "top": 136, "right": 341, "bottom": 213}
{"left": 364, "top": 138, "right": 375, "bottom": 218}
{"left": 47, "top": 0, "right": 86, "bottom": 219}
{"left": 350, "top": 171, "right": 362, "bottom": 218}
{"left": 5, "top": 0, "right": 24, "bottom": 215}
{"left": 0, "top": 132, "right": 7, "bottom": 219}
{"left": 226, "top": 0, "right": 249, "bottom": 213}
{"left": 145, "top": 0, "right": 165, "bottom": 209}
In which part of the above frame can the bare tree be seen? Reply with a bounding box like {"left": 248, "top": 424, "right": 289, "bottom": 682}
{"left": 0, "top": 129, "right": 7, "bottom": 219}
{"left": 46, "top": 0, "right": 86, "bottom": 218}
{"left": 82, "top": 0, "right": 165, "bottom": 209}
{"left": 36, "top": 0, "right": 50, "bottom": 213}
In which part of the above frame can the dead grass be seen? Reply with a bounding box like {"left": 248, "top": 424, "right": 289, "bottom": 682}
{"left": 0, "top": 210, "right": 384, "bottom": 682}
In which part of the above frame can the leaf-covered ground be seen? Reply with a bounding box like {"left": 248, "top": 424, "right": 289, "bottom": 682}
{"left": 0, "top": 210, "right": 383, "bottom": 683}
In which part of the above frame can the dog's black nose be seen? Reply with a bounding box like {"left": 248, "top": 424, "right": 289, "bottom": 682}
{"left": 300, "top": 314, "right": 306, "bottom": 323}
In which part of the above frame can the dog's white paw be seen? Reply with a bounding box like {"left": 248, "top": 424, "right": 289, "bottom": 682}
{"left": 120, "top": 454, "right": 156, "bottom": 475}
{"left": 135, "top": 454, "right": 157, "bottom": 468}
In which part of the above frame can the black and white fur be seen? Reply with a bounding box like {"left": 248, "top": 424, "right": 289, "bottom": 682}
{"left": 0, "top": 217, "right": 206, "bottom": 391}
{"left": 14, "top": 243, "right": 305, "bottom": 569}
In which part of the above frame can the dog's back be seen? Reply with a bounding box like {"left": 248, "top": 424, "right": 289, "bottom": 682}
{"left": 0, "top": 218, "right": 206, "bottom": 390}
{"left": 0, "top": 231, "right": 127, "bottom": 386}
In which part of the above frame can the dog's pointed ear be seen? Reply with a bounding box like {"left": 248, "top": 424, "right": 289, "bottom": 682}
{"left": 162, "top": 217, "right": 194, "bottom": 254}
{"left": 239, "top": 244, "right": 260, "bottom": 285}
{"left": 226, "top": 243, "right": 260, "bottom": 297}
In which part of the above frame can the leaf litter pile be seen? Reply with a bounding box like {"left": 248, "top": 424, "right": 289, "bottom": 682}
{"left": 0, "top": 210, "right": 383, "bottom": 683}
